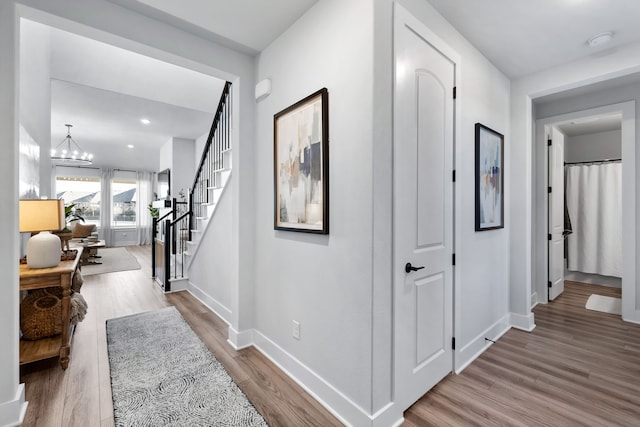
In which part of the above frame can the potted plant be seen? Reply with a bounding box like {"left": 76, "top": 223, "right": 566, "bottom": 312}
{"left": 148, "top": 202, "right": 159, "bottom": 219}
{"left": 63, "top": 204, "right": 85, "bottom": 232}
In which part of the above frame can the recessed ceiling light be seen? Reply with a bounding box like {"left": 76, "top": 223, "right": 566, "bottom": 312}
{"left": 127, "top": 144, "right": 134, "bottom": 148}
{"left": 587, "top": 31, "right": 613, "bottom": 48}
{"left": 140, "top": 118, "right": 151, "bottom": 125}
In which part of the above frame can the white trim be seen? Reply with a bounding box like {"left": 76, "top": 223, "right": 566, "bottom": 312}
{"left": 186, "top": 285, "right": 232, "bottom": 325}
{"left": 530, "top": 292, "right": 538, "bottom": 309}
{"left": 227, "top": 327, "right": 253, "bottom": 350}
{"left": 166, "top": 277, "right": 188, "bottom": 292}
{"left": 252, "top": 329, "right": 373, "bottom": 427}
{"left": 534, "top": 101, "right": 636, "bottom": 320}
{"left": 0, "top": 384, "right": 26, "bottom": 427}
{"left": 510, "top": 312, "right": 536, "bottom": 331}
{"left": 454, "top": 314, "right": 510, "bottom": 374}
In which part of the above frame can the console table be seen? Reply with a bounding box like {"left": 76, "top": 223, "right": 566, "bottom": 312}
{"left": 19, "top": 248, "right": 82, "bottom": 370}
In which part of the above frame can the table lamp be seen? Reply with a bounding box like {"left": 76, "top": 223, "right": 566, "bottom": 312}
{"left": 19, "top": 199, "right": 65, "bottom": 268}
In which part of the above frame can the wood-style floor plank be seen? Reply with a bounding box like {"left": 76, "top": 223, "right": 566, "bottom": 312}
{"left": 403, "top": 281, "right": 640, "bottom": 426}
{"left": 21, "top": 252, "right": 640, "bottom": 427}
{"left": 19, "top": 246, "right": 340, "bottom": 427}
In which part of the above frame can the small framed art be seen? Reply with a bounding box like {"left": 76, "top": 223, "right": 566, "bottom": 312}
{"left": 475, "top": 123, "right": 504, "bottom": 231}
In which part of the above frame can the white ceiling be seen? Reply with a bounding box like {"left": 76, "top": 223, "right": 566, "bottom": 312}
{"left": 51, "top": 79, "right": 214, "bottom": 165}
{"left": 109, "top": 0, "right": 319, "bottom": 54}
{"left": 426, "top": 0, "right": 640, "bottom": 78}
{"left": 39, "top": 0, "right": 640, "bottom": 170}
{"left": 556, "top": 114, "right": 621, "bottom": 137}
{"left": 41, "top": 24, "right": 226, "bottom": 171}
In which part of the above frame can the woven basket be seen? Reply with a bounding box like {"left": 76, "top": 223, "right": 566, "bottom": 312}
{"left": 20, "top": 289, "right": 63, "bottom": 340}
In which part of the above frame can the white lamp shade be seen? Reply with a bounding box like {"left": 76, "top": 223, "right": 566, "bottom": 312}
{"left": 26, "top": 231, "right": 61, "bottom": 268}
{"left": 20, "top": 199, "right": 65, "bottom": 268}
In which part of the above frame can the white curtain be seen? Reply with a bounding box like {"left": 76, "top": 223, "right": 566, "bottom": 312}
{"left": 136, "top": 171, "right": 154, "bottom": 245}
{"left": 100, "top": 168, "right": 114, "bottom": 246}
{"left": 566, "top": 162, "right": 622, "bottom": 277}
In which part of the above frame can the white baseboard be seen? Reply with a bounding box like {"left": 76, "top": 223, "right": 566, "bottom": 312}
{"left": 510, "top": 312, "right": 536, "bottom": 331}
{"left": 187, "top": 284, "right": 401, "bottom": 426}
{"left": 0, "top": 384, "right": 27, "bottom": 427}
{"left": 186, "top": 283, "right": 232, "bottom": 325}
{"left": 167, "top": 277, "right": 188, "bottom": 292}
{"left": 227, "top": 328, "right": 253, "bottom": 350}
{"left": 252, "top": 329, "right": 381, "bottom": 427}
{"left": 622, "top": 307, "right": 640, "bottom": 325}
{"left": 370, "top": 402, "right": 403, "bottom": 427}
{"left": 530, "top": 292, "right": 539, "bottom": 309}
{"left": 455, "top": 314, "right": 510, "bottom": 374}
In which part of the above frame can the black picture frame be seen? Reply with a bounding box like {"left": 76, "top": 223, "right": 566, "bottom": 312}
{"left": 274, "top": 88, "right": 329, "bottom": 234}
{"left": 475, "top": 123, "right": 504, "bottom": 231}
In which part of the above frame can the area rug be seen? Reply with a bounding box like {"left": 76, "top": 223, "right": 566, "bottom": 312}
{"left": 585, "top": 294, "right": 622, "bottom": 315}
{"left": 82, "top": 247, "right": 141, "bottom": 276}
{"left": 106, "top": 307, "right": 268, "bottom": 427}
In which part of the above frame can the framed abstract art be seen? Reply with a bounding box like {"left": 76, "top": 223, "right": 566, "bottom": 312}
{"left": 274, "top": 88, "right": 329, "bottom": 234}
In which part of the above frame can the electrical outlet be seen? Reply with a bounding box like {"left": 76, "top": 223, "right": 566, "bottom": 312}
{"left": 292, "top": 320, "right": 300, "bottom": 340}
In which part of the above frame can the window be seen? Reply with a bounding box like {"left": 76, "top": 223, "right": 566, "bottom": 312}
{"left": 112, "top": 178, "right": 137, "bottom": 227}
{"left": 56, "top": 176, "right": 101, "bottom": 226}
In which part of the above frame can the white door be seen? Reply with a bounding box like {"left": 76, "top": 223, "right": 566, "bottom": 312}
{"left": 548, "top": 126, "right": 565, "bottom": 300}
{"left": 394, "top": 6, "right": 455, "bottom": 410}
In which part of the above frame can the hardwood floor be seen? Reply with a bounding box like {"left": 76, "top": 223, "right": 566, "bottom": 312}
{"left": 21, "top": 254, "right": 640, "bottom": 427}
{"left": 403, "top": 281, "right": 639, "bottom": 426}
{"left": 20, "top": 246, "right": 341, "bottom": 427}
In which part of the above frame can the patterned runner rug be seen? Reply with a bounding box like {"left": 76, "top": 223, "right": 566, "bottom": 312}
{"left": 106, "top": 307, "right": 268, "bottom": 427}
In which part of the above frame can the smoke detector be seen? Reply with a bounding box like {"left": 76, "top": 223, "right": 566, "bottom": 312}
{"left": 587, "top": 31, "right": 613, "bottom": 48}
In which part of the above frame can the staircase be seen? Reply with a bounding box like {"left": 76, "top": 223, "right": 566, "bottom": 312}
{"left": 152, "top": 81, "right": 232, "bottom": 292}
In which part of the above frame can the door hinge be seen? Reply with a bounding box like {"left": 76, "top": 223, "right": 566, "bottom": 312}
{"left": 548, "top": 234, "right": 552, "bottom": 241}
{"left": 548, "top": 281, "right": 552, "bottom": 288}
{"left": 452, "top": 337, "right": 456, "bottom": 350}
{"left": 548, "top": 139, "right": 552, "bottom": 146}
{"left": 452, "top": 170, "right": 456, "bottom": 182}
{"left": 548, "top": 186, "right": 552, "bottom": 193}
{"left": 453, "top": 87, "right": 457, "bottom": 99}
{"left": 452, "top": 253, "right": 456, "bottom": 266}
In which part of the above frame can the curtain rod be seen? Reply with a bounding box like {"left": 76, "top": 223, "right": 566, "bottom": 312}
{"left": 565, "top": 159, "right": 621, "bottom": 166}
{"left": 54, "top": 165, "right": 147, "bottom": 173}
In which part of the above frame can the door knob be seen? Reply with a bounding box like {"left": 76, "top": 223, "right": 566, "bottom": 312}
{"left": 405, "top": 262, "right": 425, "bottom": 273}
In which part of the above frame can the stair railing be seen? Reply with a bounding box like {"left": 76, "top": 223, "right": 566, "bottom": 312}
{"left": 152, "top": 81, "right": 232, "bottom": 292}
{"left": 189, "top": 81, "right": 232, "bottom": 240}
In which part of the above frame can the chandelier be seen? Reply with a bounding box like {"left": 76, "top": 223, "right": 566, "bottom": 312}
{"left": 51, "top": 124, "right": 93, "bottom": 165}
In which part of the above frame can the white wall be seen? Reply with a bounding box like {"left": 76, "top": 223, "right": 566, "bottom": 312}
{"left": 20, "top": 19, "right": 51, "bottom": 198}
{"left": 565, "top": 129, "right": 621, "bottom": 163}
{"left": 158, "top": 137, "right": 172, "bottom": 176}
{"left": 170, "top": 137, "right": 195, "bottom": 201}
{"left": 0, "top": 2, "right": 25, "bottom": 425}
{"left": 194, "top": 132, "right": 207, "bottom": 170}
{"left": 511, "top": 40, "right": 640, "bottom": 326}
{"left": 188, "top": 179, "right": 234, "bottom": 322}
{"left": 250, "top": 0, "right": 512, "bottom": 424}
{"left": 253, "top": 1, "right": 374, "bottom": 422}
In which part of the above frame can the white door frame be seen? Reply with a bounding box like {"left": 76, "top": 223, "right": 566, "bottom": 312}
{"left": 533, "top": 101, "right": 637, "bottom": 322}
{"left": 392, "top": 3, "right": 462, "bottom": 414}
